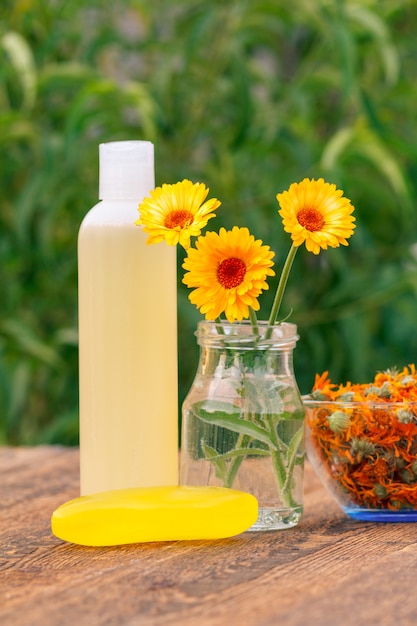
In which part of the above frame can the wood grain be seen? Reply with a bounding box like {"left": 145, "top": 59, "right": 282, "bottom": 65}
{"left": 1, "top": 446, "right": 417, "bottom": 626}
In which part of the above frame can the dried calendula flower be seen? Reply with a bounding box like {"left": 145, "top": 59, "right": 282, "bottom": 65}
{"left": 364, "top": 382, "right": 392, "bottom": 398}
{"left": 395, "top": 456, "right": 407, "bottom": 470}
{"left": 374, "top": 483, "right": 388, "bottom": 499}
{"left": 383, "top": 367, "right": 399, "bottom": 377}
{"left": 379, "top": 381, "right": 393, "bottom": 398}
{"left": 311, "top": 390, "right": 330, "bottom": 401}
{"left": 397, "top": 409, "right": 414, "bottom": 424}
{"left": 399, "top": 469, "right": 415, "bottom": 485}
{"left": 351, "top": 437, "right": 375, "bottom": 460}
{"left": 338, "top": 391, "right": 355, "bottom": 402}
{"left": 327, "top": 410, "right": 351, "bottom": 433}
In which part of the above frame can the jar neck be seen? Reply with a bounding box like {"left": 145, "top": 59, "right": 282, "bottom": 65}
{"left": 197, "top": 343, "right": 296, "bottom": 378}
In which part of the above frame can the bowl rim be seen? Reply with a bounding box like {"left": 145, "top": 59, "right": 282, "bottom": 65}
{"left": 302, "top": 396, "right": 417, "bottom": 408}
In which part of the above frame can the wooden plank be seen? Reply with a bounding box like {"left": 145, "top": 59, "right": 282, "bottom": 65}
{"left": 1, "top": 446, "right": 417, "bottom": 626}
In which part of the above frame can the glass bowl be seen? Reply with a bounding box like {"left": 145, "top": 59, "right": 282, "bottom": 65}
{"left": 304, "top": 398, "right": 417, "bottom": 521}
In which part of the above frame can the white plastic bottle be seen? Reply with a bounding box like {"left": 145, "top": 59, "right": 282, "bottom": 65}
{"left": 78, "top": 141, "right": 178, "bottom": 496}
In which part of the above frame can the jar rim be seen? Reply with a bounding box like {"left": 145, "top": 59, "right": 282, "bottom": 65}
{"left": 195, "top": 320, "right": 299, "bottom": 349}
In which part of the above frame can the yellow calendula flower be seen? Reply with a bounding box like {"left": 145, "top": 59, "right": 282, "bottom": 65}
{"left": 136, "top": 179, "right": 220, "bottom": 249}
{"left": 182, "top": 226, "right": 275, "bottom": 323}
{"left": 277, "top": 178, "right": 355, "bottom": 255}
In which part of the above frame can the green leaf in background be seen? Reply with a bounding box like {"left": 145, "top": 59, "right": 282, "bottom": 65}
{"left": 1, "top": 31, "right": 37, "bottom": 110}
{"left": 1, "top": 0, "right": 417, "bottom": 444}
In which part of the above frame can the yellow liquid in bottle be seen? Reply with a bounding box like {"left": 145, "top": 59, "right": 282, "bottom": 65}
{"left": 78, "top": 201, "right": 178, "bottom": 495}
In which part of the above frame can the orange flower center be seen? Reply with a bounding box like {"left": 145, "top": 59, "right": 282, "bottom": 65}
{"left": 164, "top": 209, "right": 194, "bottom": 229}
{"left": 297, "top": 207, "right": 324, "bottom": 232}
{"left": 217, "top": 257, "right": 246, "bottom": 289}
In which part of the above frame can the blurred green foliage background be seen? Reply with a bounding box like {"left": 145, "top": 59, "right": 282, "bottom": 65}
{"left": 1, "top": 0, "right": 417, "bottom": 445}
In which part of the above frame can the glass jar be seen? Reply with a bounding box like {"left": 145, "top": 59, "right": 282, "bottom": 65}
{"left": 180, "top": 320, "right": 305, "bottom": 531}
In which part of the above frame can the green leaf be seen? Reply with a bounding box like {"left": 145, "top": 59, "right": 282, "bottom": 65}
{"left": 279, "top": 409, "right": 306, "bottom": 422}
{"left": 287, "top": 424, "right": 305, "bottom": 462}
{"left": 203, "top": 446, "right": 270, "bottom": 462}
{"left": 192, "top": 400, "right": 277, "bottom": 449}
{"left": 200, "top": 442, "right": 227, "bottom": 482}
{"left": 234, "top": 378, "right": 262, "bottom": 412}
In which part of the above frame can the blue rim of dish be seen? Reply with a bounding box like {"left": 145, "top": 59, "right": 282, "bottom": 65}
{"left": 344, "top": 507, "right": 417, "bottom": 522}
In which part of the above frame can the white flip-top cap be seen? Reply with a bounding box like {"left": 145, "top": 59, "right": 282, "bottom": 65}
{"left": 98, "top": 140, "right": 155, "bottom": 200}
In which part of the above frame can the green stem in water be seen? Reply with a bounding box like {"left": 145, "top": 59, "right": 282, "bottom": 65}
{"left": 249, "top": 307, "right": 259, "bottom": 337}
{"left": 265, "top": 414, "right": 290, "bottom": 500}
{"left": 266, "top": 413, "right": 300, "bottom": 509}
{"left": 215, "top": 317, "right": 225, "bottom": 335}
{"left": 268, "top": 244, "right": 299, "bottom": 328}
{"left": 223, "top": 433, "right": 251, "bottom": 488}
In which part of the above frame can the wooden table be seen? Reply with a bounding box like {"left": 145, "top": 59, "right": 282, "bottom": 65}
{"left": 2, "top": 446, "right": 417, "bottom": 626}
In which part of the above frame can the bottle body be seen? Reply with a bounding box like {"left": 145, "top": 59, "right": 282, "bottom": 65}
{"left": 78, "top": 200, "right": 178, "bottom": 495}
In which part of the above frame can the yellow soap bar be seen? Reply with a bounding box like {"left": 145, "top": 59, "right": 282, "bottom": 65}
{"left": 51, "top": 485, "right": 258, "bottom": 546}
